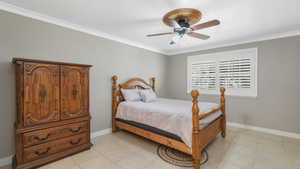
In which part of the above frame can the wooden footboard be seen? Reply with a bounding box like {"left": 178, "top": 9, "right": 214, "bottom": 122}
{"left": 191, "top": 88, "right": 226, "bottom": 169}
{"left": 111, "top": 75, "right": 226, "bottom": 169}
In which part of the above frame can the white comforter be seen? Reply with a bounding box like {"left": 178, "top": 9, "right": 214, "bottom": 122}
{"left": 116, "top": 98, "right": 222, "bottom": 147}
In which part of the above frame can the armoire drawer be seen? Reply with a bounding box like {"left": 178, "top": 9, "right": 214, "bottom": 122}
{"left": 23, "top": 133, "right": 88, "bottom": 162}
{"left": 23, "top": 121, "right": 89, "bottom": 147}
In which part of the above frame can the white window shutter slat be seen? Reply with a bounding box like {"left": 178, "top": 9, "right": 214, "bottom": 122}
{"left": 219, "top": 58, "right": 252, "bottom": 89}
{"left": 187, "top": 48, "right": 257, "bottom": 97}
{"left": 191, "top": 61, "right": 217, "bottom": 90}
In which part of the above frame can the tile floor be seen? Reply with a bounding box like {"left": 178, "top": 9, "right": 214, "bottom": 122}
{"left": 1, "top": 126, "right": 300, "bottom": 169}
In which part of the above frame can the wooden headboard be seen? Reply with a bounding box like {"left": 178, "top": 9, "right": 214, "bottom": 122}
{"left": 119, "top": 77, "right": 155, "bottom": 90}
{"left": 111, "top": 75, "right": 155, "bottom": 132}
{"left": 112, "top": 75, "right": 155, "bottom": 99}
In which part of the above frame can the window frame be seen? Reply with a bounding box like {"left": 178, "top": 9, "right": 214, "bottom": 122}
{"left": 187, "top": 48, "right": 258, "bottom": 97}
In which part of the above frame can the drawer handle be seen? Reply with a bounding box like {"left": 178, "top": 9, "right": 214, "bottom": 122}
{"left": 70, "top": 138, "right": 82, "bottom": 145}
{"left": 34, "top": 147, "right": 51, "bottom": 156}
{"left": 69, "top": 127, "right": 82, "bottom": 133}
{"left": 33, "top": 133, "right": 52, "bottom": 141}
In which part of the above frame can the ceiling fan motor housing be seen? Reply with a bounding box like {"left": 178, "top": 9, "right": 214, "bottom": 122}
{"left": 174, "top": 27, "right": 189, "bottom": 36}
{"left": 177, "top": 19, "right": 190, "bottom": 28}
{"left": 163, "top": 8, "right": 202, "bottom": 27}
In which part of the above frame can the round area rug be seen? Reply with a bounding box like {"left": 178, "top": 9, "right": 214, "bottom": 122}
{"left": 157, "top": 145, "right": 208, "bottom": 167}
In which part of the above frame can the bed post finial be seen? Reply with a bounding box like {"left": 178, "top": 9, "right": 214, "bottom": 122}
{"left": 220, "top": 87, "right": 226, "bottom": 137}
{"left": 191, "top": 90, "right": 201, "bottom": 169}
{"left": 150, "top": 77, "right": 155, "bottom": 91}
{"left": 112, "top": 75, "right": 118, "bottom": 133}
{"left": 112, "top": 75, "right": 118, "bottom": 83}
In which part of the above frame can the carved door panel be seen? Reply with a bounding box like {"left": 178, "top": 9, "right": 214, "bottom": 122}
{"left": 61, "top": 66, "right": 88, "bottom": 120}
{"left": 23, "top": 63, "right": 60, "bottom": 126}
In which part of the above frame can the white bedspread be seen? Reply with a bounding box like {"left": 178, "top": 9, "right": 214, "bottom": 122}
{"left": 116, "top": 98, "right": 222, "bottom": 147}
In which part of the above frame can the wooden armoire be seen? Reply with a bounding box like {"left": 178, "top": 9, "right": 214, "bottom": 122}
{"left": 12, "top": 58, "right": 92, "bottom": 169}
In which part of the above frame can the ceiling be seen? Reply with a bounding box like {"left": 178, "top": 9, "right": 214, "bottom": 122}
{"left": 1, "top": 0, "right": 300, "bottom": 55}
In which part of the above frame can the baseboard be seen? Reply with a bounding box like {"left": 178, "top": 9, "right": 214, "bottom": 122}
{"left": 0, "top": 128, "right": 112, "bottom": 167}
{"left": 0, "top": 155, "right": 13, "bottom": 167}
{"left": 228, "top": 122, "right": 300, "bottom": 139}
{"left": 91, "top": 128, "right": 112, "bottom": 139}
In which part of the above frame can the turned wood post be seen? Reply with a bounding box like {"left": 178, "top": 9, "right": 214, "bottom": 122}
{"left": 150, "top": 77, "right": 155, "bottom": 91}
{"left": 191, "top": 90, "right": 201, "bottom": 169}
{"left": 220, "top": 87, "right": 226, "bottom": 137}
{"left": 112, "top": 75, "right": 118, "bottom": 133}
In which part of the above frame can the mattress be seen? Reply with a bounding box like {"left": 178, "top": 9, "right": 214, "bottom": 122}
{"left": 116, "top": 98, "right": 222, "bottom": 147}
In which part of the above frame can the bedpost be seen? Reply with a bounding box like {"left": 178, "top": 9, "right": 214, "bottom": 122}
{"left": 150, "top": 77, "right": 155, "bottom": 91}
{"left": 220, "top": 87, "right": 226, "bottom": 137}
{"left": 112, "top": 75, "right": 118, "bottom": 133}
{"left": 191, "top": 90, "right": 201, "bottom": 169}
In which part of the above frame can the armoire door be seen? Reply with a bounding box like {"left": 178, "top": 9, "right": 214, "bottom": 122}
{"left": 23, "top": 63, "right": 60, "bottom": 126}
{"left": 61, "top": 65, "right": 89, "bottom": 120}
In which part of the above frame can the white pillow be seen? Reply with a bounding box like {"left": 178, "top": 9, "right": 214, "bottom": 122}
{"left": 121, "top": 88, "right": 141, "bottom": 101}
{"left": 139, "top": 89, "right": 157, "bottom": 102}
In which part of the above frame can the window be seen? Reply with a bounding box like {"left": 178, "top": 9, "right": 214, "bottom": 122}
{"left": 187, "top": 48, "right": 257, "bottom": 97}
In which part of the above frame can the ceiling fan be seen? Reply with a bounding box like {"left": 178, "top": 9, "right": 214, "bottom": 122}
{"left": 146, "top": 8, "right": 220, "bottom": 45}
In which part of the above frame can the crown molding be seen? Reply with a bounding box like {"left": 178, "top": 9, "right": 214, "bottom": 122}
{"left": 0, "top": 1, "right": 165, "bottom": 55}
{"left": 165, "top": 29, "right": 300, "bottom": 55}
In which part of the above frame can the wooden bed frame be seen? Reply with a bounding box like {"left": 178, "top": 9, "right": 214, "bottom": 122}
{"left": 111, "top": 75, "right": 226, "bottom": 169}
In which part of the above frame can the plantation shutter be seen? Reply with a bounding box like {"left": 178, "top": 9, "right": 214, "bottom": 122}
{"left": 191, "top": 61, "right": 217, "bottom": 90}
{"left": 219, "top": 58, "right": 252, "bottom": 89}
{"left": 187, "top": 48, "right": 257, "bottom": 97}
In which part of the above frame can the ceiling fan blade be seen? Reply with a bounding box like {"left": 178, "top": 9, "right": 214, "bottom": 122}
{"left": 146, "top": 32, "right": 175, "bottom": 37}
{"left": 147, "top": 32, "right": 175, "bottom": 37}
{"left": 188, "top": 32, "right": 210, "bottom": 40}
{"left": 191, "top": 19, "right": 220, "bottom": 31}
{"left": 168, "top": 19, "right": 181, "bottom": 28}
